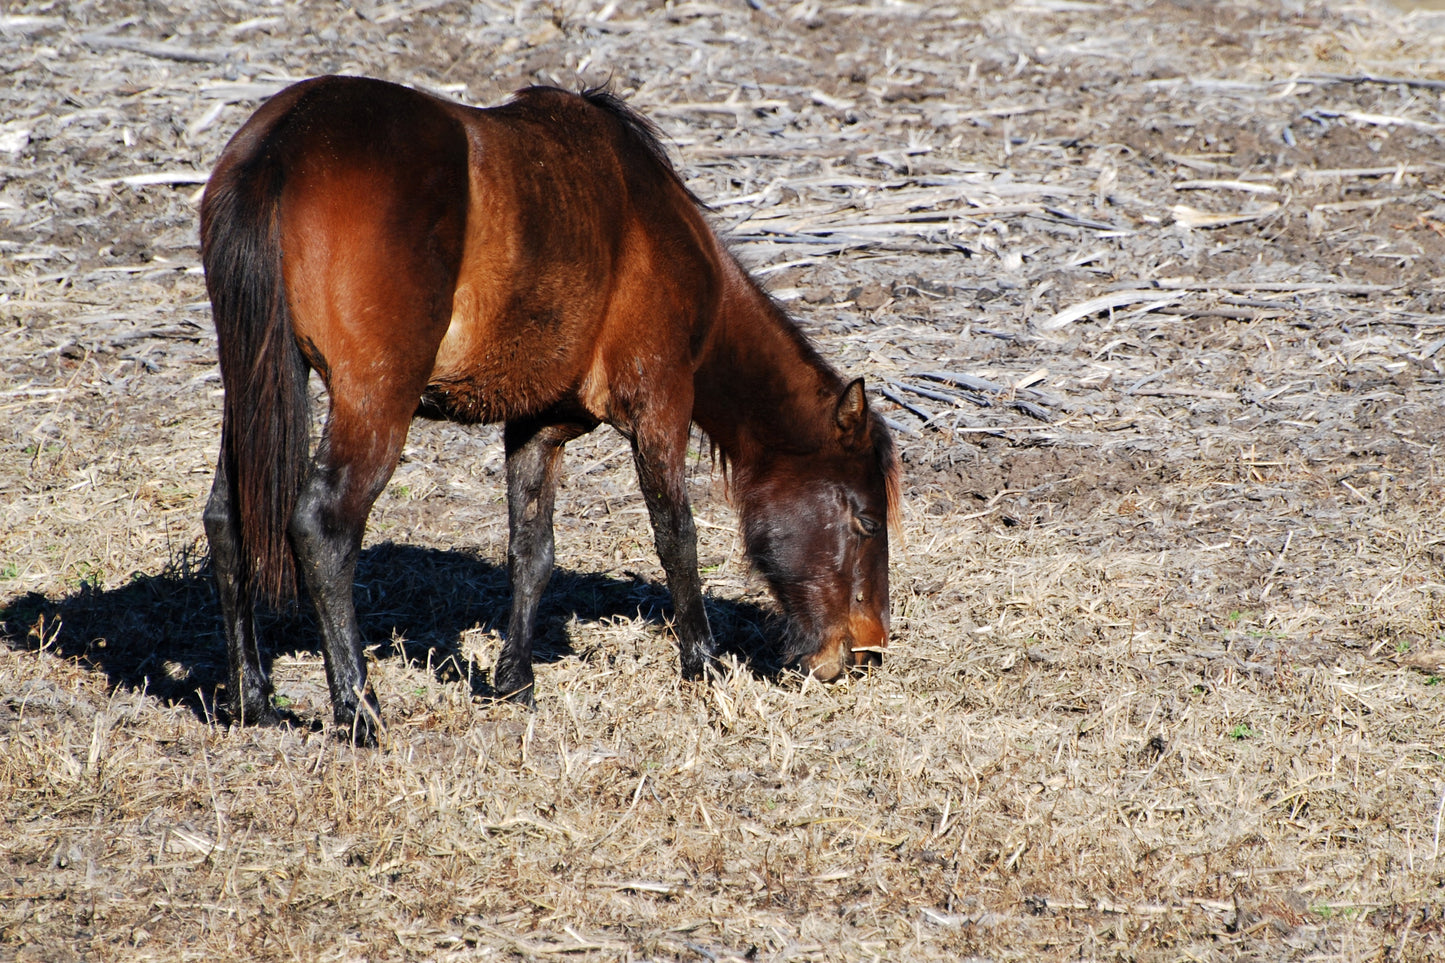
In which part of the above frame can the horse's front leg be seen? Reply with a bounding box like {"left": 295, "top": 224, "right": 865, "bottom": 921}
{"left": 203, "top": 454, "right": 278, "bottom": 726}
{"left": 629, "top": 420, "right": 716, "bottom": 681}
{"left": 497, "top": 419, "right": 591, "bottom": 706}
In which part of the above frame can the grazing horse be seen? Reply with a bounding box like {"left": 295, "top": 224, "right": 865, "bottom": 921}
{"left": 200, "top": 76, "right": 899, "bottom": 744}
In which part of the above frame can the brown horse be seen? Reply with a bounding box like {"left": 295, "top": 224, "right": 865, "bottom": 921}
{"left": 200, "top": 76, "right": 898, "bottom": 744}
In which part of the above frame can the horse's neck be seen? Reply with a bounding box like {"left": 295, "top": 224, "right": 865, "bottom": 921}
{"left": 693, "top": 260, "right": 840, "bottom": 468}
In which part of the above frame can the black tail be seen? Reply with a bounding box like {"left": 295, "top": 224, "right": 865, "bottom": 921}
{"left": 200, "top": 150, "right": 310, "bottom": 603}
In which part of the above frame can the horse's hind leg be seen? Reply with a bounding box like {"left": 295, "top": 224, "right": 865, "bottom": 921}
{"left": 496, "top": 418, "right": 593, "bottom": 706}
{"left": 203, "top": 455, "right": 277, "bottom": 725}
{"left": 289, "top": 393, "right": 414, "bottom": 745}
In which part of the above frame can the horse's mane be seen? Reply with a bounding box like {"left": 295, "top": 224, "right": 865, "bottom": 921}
{"left": 580, "top": 85, "right": 706, "bottom": 208}
{"left": 580, "top": 87, "right": 668, "bottom": 165}
{"left": 876, "top": 411, "right": 903, "bottom": 534}
{"left": 582, "top": 85, "right": 901, "bottom": 536}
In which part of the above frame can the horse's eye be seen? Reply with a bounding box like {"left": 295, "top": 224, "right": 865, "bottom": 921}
{"left": 853, "top": 513, "right": 881, "bottom": 538}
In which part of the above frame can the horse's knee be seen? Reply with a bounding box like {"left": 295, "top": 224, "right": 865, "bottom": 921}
{"left": 509, "top": 534, "right": 555, "bottom": 585}
{"left": 202, "top": 489, "right": 226, "bottom": 530}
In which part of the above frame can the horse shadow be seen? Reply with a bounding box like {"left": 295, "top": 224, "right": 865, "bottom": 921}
{"left": 0, "top": 542, "right": 783, "bottom": 726}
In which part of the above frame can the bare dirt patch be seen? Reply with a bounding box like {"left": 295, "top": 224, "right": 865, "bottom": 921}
{"left": 4, "top": 1, "right": 1445, "bottom": 960}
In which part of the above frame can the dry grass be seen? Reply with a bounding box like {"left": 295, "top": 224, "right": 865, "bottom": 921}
{"left": 5, "top": 0, "right": 1445, "bottom": 959}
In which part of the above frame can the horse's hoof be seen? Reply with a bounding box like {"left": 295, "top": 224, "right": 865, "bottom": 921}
{"left": 339, "top": 715, "right": 378, "bottom": 747}
{"left": 501, "top": 682, "right": 536, "bottom": 709}
{"left": 494, "top": 663, "right": 536, "bottom": 707}
{"left": 336, "top": 699, "right": 382, "bottom": 747}
{"left": 229, "top": 698, "right": 281, "bottom": 728}
{"left": 680, "top": 651, "right": 718, "bottom": 683}
{"left": 351, "top": 722, "right": 379, "bottom": 747}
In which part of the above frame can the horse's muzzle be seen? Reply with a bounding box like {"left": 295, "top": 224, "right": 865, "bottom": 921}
{"left": 799, "top": 614, "right": 887, "bottom": 681}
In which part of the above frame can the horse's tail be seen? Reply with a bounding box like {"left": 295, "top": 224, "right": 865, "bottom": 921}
{"left": 200, "top": 144, "right": 310, "bottom": 603}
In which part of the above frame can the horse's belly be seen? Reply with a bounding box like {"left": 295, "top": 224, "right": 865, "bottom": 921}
{"left": 422, "top": 287, "right": 591, "bottom": 424}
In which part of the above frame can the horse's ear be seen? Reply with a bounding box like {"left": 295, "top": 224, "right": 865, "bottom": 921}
{"left": 834, "top": 378, "right": 869, "bottom": 449}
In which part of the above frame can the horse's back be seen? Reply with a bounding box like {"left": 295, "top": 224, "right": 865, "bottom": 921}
{"left": 210, "top": 76, "right": 723, "bottom": 430}
{"left": 427, "top": 87, "right": 723, "bottom": 427}
{"left": 418, "top": 88, "right": 625, "bottom": 421}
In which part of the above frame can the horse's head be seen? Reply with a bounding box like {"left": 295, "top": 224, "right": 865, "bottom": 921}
{"left": 739, "top": 379, "right": 899, "bottom": 680}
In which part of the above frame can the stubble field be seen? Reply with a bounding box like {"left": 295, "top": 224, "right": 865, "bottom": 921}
{"left": 3, "top": 0, "right": 1445, "bottom": 959}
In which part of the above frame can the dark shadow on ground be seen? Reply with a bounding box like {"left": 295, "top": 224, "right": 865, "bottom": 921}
{"left": 0, "top": 542, "right": 781, "bottom": 727}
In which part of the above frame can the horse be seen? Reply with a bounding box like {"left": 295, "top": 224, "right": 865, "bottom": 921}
{"left": 199, "top": 75, "right": 899, "bottom": 745}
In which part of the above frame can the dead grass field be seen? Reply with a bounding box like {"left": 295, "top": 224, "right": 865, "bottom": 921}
{"left": 4, "top": 0, "right": 1445, "bottom": 959}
